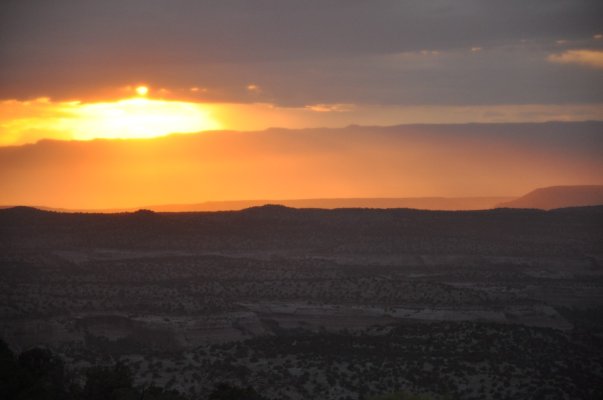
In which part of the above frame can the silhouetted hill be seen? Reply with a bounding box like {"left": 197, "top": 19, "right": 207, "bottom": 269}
{"left": 0, "top": 197, "right": 515, "bottom": 213}
{"left": 2, "top": 205, "right": 50, "bottom": 215}
{"left": 144, "top": 197, "right": 514, "bottom": 212}
{"left": 497, "top": 185, "right": 603, "bottom": 210}
{"left": 1, "top": 205, "right": 601, "bottom": 256}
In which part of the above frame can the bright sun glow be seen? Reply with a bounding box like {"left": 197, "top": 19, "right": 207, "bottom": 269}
{"left": 135, "top": 85, "right": 149, "bottom": 96}
{"left": 0, "top": 90, "right": 223, "bottom": 144}
{"left": 69, "top": 97, "right": 222, "bottom": 140}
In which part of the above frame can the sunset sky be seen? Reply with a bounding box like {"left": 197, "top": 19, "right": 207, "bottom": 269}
{"left": 1, "top": 1, "right": 602, "bottom": 208}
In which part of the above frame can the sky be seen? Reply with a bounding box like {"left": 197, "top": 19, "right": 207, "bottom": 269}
{"left": 0, "top": 1, "right": 602, "bottom": 207}
{"left": 1, "top": 1, "right": 602, "bottom": 104}
{"left": 1, "top": 0, "right": 603, "bottom": 146}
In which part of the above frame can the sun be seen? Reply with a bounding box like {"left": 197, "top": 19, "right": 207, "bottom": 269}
{"left": 135, "top": 85, "right": 149, "bottom": 96}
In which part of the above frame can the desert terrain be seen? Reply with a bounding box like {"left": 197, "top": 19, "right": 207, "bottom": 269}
{"left": 1, "top": 205, "right": 602, "bottom": 398}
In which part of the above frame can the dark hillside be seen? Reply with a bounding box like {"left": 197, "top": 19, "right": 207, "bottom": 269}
{"left": 1, "top": 205, "right": 601, "bottom": 256}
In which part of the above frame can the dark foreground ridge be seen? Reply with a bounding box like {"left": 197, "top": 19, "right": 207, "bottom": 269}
{"left": 1, "top": 204, "right": 602, "bottom": 256}
{"left": 1, "top": 205, "right": 603, "bottom": 399}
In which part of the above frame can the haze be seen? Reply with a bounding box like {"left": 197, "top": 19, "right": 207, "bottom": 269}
{"left": 1, "top": 122, "right": 601, "bottom": 210}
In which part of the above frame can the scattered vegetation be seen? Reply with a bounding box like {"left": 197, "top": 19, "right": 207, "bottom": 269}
{"left": 0, "top": 339, "right": 273, "bottom": 400}
{"left": 1, "top": 207, "right": 602, "bottom": 399}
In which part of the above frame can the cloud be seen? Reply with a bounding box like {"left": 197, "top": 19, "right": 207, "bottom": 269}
{"left": 548, "top": 49, "right": 603, "bottom": 69}
{"left": 305, "top": 104, "right": 354, "bottom": 113}
{"left": 246, "top": 84, "right": 261, "bottom": 93}
{"left": 1, "top": 0, "right": 602, "bottom": 107}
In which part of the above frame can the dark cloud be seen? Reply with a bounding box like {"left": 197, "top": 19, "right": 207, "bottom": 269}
{"left": 1, "top": 0, "right": 602, "bottom": 104}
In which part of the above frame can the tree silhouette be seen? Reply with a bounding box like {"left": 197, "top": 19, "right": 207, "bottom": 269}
{"left": 0, "top": 340, "right": 266, "bottom": 400}
{"left": 0, "top": 341, "right": 72, "bottom": 400}
{"left": 0, "top": 339, "right": 18, "bottom": 399}
{"left": 82, "top": 361, "right": 137, "bottom": 400}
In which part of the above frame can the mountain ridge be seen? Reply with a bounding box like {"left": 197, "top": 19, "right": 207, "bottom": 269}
{"left": 4, "top": 184, "right": 603, "bottom": 213}
{"left": 497, "top": 185, "right": 603, "bottom": 210}
{"left": 0, "top": 197, "right": 514, "bottom": 213}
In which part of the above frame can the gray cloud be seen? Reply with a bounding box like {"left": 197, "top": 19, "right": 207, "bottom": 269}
{"left": 1, "top": 0, "right": 602, "bottom": 105}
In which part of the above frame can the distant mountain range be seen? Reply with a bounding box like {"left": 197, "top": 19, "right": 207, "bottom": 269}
{"left": 2, "top": 121, "right": 602, "bottom": 210}
{"left": 0, "top": 197, "right": 511, "bottom": 213}
{"left": 143, "top": 197, "right": 514, "bottom": 212}
{"left": 146, "top": 185, "right": 602, "bottom": 212}
{"left": 497, "top": 185, "right": 603, "bottom": 210}
{"left": 2, "top": 185, "right": 603, "bottom": 212}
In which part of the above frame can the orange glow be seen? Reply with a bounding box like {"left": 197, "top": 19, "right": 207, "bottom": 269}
{"left": 2, "top": 123, "right": 602, "bottom": 210}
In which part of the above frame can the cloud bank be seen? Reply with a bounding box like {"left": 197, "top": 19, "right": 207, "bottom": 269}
{"left": 548, "top": 50, "right": 603, "bottom": 69}
{"left": 1, "top": 0, "right": 602, "bottom": 108}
